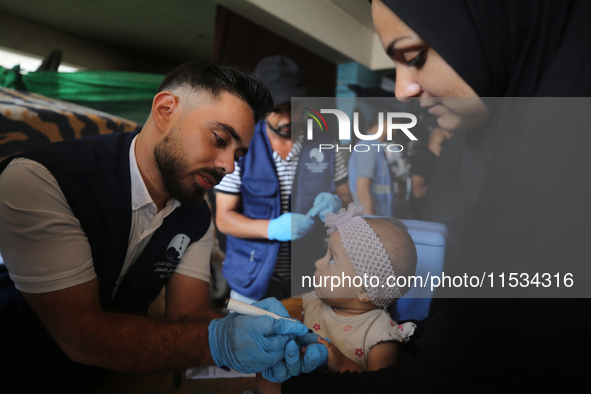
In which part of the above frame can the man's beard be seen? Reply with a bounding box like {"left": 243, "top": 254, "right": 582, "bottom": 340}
{"left": 267, "top": 121, "right": 291, "bottom": 137}
{"left": 154, "top": 134, "right": 207, "bottom": 206}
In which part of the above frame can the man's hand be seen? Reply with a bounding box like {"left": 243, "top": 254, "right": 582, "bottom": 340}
{"left": 306, "top": 193, "right": 342, "bottom": 221}
{"left": 268, "top": 213, "right": 314, "bottom": 241}
{"left": 261, "top": 333, "right": 328, "bottom": 382}
{"left": 208, "top": 298, "right": 309, "bottom": 375}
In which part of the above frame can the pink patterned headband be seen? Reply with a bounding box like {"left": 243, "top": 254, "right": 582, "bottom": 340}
{"left": 325, "top": 203, "right": 401, "bottom": 307}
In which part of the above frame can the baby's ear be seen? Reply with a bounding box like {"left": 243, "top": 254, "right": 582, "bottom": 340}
{"left": 357, "top": 288, "right": 372, "bottom": 303}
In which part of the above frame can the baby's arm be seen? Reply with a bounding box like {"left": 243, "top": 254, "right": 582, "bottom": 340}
{"left": 317, "top": 337, "right": 362, "bottom": 373}
{"left": 281, "top": 296, "right": 305, "bottom": 321}
{"left": 366, "top": 341, "right": 400, "bottom": 371}
{"left": 318, "top": 338, "right": 400, "bottom": 373}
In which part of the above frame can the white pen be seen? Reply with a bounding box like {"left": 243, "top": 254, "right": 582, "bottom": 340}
{"left": 224, "top": 298, "right": 313, "bottom": 332}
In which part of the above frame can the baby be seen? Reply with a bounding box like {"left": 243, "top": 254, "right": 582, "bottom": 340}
{"left": 258, "top": 203, "right": 417, "bottom": 392}
{"left": 303, "top": 203, "right": 417, "bottom": 372}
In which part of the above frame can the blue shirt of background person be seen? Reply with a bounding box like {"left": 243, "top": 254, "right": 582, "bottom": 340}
{"left": 348, "top": 117, "right": 393, "bottom": 217}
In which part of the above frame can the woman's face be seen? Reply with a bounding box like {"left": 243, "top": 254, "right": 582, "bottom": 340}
{"left": 371, "top": 0, "right": 489, "bottom": 132}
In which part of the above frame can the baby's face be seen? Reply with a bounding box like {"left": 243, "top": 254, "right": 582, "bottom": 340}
{"left": 313, "top": 230, "right": 362, "bottom": 302}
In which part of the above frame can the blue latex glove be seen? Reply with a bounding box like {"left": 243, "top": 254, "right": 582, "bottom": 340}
{"left": 285, "top": 340, "right": 303, "bottom": 377}
{"left": 208, "top": 298, "right": 308, "bottom": 374}
{"left": 262, "top": 356, "right": 290, "bottom": 383}
{"left": 292, "top": 333, "right": 328, "bottom": 374}
{"left": 262, "top": 334, "right": 328, "bottom": 382}
{"left": 306, "top": 192, "right": 342, "bottom": 221}
{"left": 294, "top": 332, "right": 322, "bottom": 348}
{"left": 300, "top": 343, "right": 328, "bottom": 373}
{"left": 268, "top": 213, "right": 314, "bottom": 242}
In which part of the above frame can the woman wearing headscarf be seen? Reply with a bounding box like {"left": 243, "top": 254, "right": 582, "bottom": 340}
{"left": 281, "top": 0, "right": 591, "bottom": 392}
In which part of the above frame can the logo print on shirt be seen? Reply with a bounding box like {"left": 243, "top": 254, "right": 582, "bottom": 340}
{"left": 166, "top": 233, "right": 191, "bottom": 263}
{"left": 309, "top": 148, "right": 325, "bottom": 163}
{"left": 305, "top": 148, "right": 329, "bottom": 174}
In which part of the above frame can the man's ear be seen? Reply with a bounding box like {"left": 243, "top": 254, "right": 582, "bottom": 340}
{"left": 358, "top": 288, "right": 372, "bottom": 304}
{"left": 152, "top": 91, "right": 178, "bottom": 132}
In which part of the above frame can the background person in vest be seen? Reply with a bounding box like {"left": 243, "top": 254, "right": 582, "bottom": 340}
{"left": 348, "top": 107, "right": 394, "bottom": 217}
{"left": 215, "top": 55, "right": 352, "bottom": 304}
{"left": 0, "top": 60, "right": 322, "bottom": 392}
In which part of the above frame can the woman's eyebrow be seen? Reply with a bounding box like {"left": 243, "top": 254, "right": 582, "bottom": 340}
{"left": 386, "top": 36, "right": 412, "bottom": 57}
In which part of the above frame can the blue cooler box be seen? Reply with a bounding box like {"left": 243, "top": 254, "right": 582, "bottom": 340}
{"left": 394, "top": 219, "right": 447, "bottom": 322}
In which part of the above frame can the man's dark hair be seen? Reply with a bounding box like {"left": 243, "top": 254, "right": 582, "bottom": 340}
{"left": 158, "top": 60, "right": 273, "bottom": 123}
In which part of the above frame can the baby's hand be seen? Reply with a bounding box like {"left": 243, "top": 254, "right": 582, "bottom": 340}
{"left": 317, "top": 337, "right": 364, "bottom": 373}
{"left": 317, "top": 337, "right": 345, "bottom": 373}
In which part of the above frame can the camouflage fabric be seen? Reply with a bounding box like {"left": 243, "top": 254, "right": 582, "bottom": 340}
{"left": 0, "top": 87, "right": 141, "bottom": 161}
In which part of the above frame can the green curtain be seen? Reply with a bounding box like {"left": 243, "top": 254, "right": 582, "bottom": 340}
{"left": 0, "top": 66, "right": 164, "bottom": 123}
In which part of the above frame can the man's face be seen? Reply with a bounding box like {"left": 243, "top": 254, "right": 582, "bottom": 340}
{"left": 154, "top": 92, "right": 254, "bottom": 205}
{"left": 266, "top": 102, "right": 292, "bottom": 137}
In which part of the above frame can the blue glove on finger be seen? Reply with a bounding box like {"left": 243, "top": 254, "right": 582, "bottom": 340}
{"left": 268, "top": 213, "right": 314, "bottom": 242}
{"left": 208, "top": 299, "right": 309, "bottom": 374}
{"left": 262, "top": 357, "right": 290, "bottom": 383}
{"left": 301, "top": 344, "right": 328, "bottom": 373}
{"left": 288, "top": 332, "right": 329, "bottom": 377}
{"left": 255, "top": 299, "right": 303, "bottom": 383}
{"left": 285, "top": 339, "right": 302, "bottom": 377}
{"left": 295, "top": 332, "right": 321, "bottom": 348}
{"left": 306, "top": 192, "right": 342, "bottom": 221}
{"left": 284, "top": 338, "right": 328, "bottom": 377}
{"left": 263, "top": 337, "right": 328, "bottom": 382}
